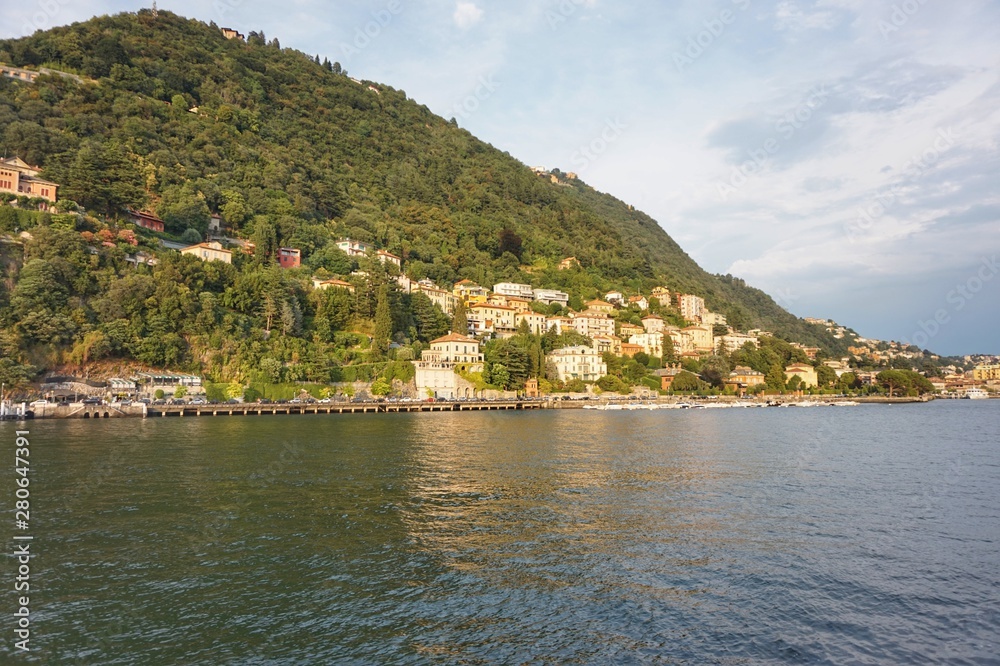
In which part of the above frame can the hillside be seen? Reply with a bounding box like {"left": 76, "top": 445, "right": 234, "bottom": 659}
{"left": 0, "top": 10, "right": 852, "bottom": 389}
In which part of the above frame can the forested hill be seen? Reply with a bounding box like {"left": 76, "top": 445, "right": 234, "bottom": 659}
{"left": 0, "top": 10, "right": 847, "bottom": 380}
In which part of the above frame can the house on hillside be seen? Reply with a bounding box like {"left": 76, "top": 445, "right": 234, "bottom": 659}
{"left": 278, "top": 247, "right": 301, "bottom": 269}
{"left": 628, "top": 295, "right": 649, "bottom": 311}
{"left": 180, "top": 241, "right": 232, "bottom": 264}
{"left": 126, "top": 209, "right": 165, "bottom": 233}
{"left": 0, "top": 157, "right": 59, "bottom": 203}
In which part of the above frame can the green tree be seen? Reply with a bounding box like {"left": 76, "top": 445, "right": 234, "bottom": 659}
{"left": 451, "top": 299, "right": 468, "bottom": 335}
{"left": 372, "top": 284, "right": 392, "bottom": 358}
{"left": 64, "top": 141, "right": 146, "bottom": 217}
{"left": 371, "top": 377, "right": 392, "bottom": 396}
{"left": 671, "top": 371, "right": 703, "bottom": 392}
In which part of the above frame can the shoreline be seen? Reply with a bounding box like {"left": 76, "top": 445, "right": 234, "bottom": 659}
{"left": 3, "top": 395, "right": 944, "bottom": 421}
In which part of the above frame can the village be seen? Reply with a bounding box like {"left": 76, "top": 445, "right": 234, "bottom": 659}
{"left": 2, "top": 154, "right": 997, "bottom": 410}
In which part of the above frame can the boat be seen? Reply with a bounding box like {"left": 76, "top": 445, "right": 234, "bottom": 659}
{"left": 963, "top": 388, "right": 990, "bottom": 400}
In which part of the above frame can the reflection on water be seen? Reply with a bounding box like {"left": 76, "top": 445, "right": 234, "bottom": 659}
{"left": 3, "top": 401, "right": 998, "bottom": 664}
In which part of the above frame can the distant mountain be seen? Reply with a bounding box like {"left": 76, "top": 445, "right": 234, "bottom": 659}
{"left": 0, "top": 10, "right": 857, "bottom": 386}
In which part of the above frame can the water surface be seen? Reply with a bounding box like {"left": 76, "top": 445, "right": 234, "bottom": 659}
{"left": 2, "top": 400, "right": 998, "bottom": 664}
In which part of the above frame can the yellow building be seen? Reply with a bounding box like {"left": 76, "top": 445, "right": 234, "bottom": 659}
{"left": 785, "top": 363, "right": 818, "bottom": 388}
{"left": 180, "top": 241, "right": 232, "bottom": 264}
{"left": 0, "top": 157, "right": 59, "bottom": 202}
{"left": 973, "top": 364, "right": 1000, "bottom": 381}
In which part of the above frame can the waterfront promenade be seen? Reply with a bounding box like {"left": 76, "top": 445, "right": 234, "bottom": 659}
{"left": 15, "top": 395, "right": 936, "bottom": 419}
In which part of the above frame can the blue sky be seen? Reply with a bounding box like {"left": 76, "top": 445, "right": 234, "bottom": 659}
{"left": 5, "top": 0, "right": 999, "bottom": 355}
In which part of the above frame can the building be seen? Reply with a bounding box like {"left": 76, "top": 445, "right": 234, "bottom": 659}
{"left": 681, "top": 326, "right": 714, "bottom": 353}
{"left": 180, "top": 241, "right": 232, "bottom": 264}
{"left": 545, "top": 316, "right": 575, "bottom": 335}
{"left": 489, "top": 293, "right": 531, "bottom": 312}
{"left": 791, "top": 343, "right": 821, "bottom": 360}
{"left": 532, "top": 289, "right": 569, "bottom": 307}
{"left": 454, "top": 279, "right": 490, "bottom": 305}
{"left": 585, "top": 299, "right": 616, "bottom": 314}
{"left": 628, "top": 295, "right": 649, "bottom": 311}
{"left": 548, "top": 346, "right": 607, "bottom": 382}
{"left": 312, "top": 277, "right": 355, "bottom": 293}
{"left": 650, "top": 287, "right": 671, "bottom": 307}
{"left": 413, "top": 282, "right": 459, "bottom": 315}
{"left": 605, "top": 291, "right": 625, "bottom": 305}
{"left": 641, "top": 315, "right": 666, "bottom": 334}
{"left": 702, "top": 311, "right": 727, "bottom": 327}
{"left": 468, "top": 303, "right": 517, "bottom": 336}
{"left": 785, "top": 363, "right": 819, "bottom": 388}
{"left": 720, "top": 332, "right": 759, "bottom": 353}
{"left": 277, "top": 247, "right": 301, "bottom": 269}
{"left": 619, "top": 322, "right": 644, "bottom": 338}
{"left": 0, "top": 157, "right": 59, "bottom": 202}
{"left": 654, "top": 367, "right": 684, "bottom": 391}
{"left": 620, "top": 343, "right": 643, "bottom": 358}
{"left": 629, "top": 332, "right": 664, "bottom": 358}
{"left": 676, "top": 294, "right": 705, "bottom": 323}
{"left": 376, "top": 249, "right": 401, "bottom": 268}
{"left": 207, "top": 213, "right": 223, "bottom": 238}
{"left": 220, "top": 27, "right": 245, "bottom": 40}
{"left": 126, "top": 209, "right": 165, "bottom": 233}
{"left": 334, "top": 239, "right": 374, "bottom": 258}
{"left": 515, "top": 311, "right": 548, "bottom": 335}
{"left": 973, "top": 364, "right": 1000, "bottom": 381}
{"left": 727, "top": 366, "right": 766, "bottom": 393}
{"left": 414, "top": 333, "right": 484, "bottom": 400}
{"left": 591, "top": 335, "right": 621, "bottom": 356}
{"left": 494, "top": 282, "right": 534, "bottom": 300}
{"left": 572, "top": 311, "right": 616, "bottom": 339}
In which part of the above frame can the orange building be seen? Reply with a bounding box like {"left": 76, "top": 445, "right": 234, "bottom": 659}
{"left": 0, "top": 157, "right": 58, "bottom": 202}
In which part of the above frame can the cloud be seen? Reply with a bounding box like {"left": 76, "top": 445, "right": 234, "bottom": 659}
{"left": 453, "top": 1, "right": 484, "bottom": 29}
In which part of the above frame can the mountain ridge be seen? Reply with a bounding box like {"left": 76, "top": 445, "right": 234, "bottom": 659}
{"left": 0, "top": 10, "right": 874, "bottom": 389}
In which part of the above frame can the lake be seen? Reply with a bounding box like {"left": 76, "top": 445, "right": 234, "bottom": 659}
{"left": 2, "top": 400, "right": 998, "bottom": 664}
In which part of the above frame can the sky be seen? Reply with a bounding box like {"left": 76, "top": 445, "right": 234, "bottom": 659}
{"left": 4, "top": 0, "right": 1000, "bottom": 356}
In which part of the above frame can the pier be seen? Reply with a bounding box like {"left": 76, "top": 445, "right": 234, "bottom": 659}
{"left": 31, "top": 400, "right": 547, "bottom": 419}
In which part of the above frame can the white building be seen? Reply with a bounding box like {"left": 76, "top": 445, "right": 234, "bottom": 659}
{"left": 641, "top": 315, "right": 666, "bottom": 334}
{"left": 335, "top": 239, "right": 374, "bottom": 257}
{"left": 548, "top": 346, "right": 607, "bottom": 382}
{"left": 629, "top": 332, "right": 664, "bottom": 358}
{"left": 533, "top": 288, "right": 570, "bottom": 307}
{"left": 515, "top": 311, "right": 548, "bottom": 335}
{"left": 720, "top": 332, "right": 759, "bottom": 354}
{"left": 494, "top": 282, "right": 534, "bottom": 300}
{"left": 572, "top": 311, "right": 616, "bottom": 339}
{"left": 702, "top": 311, "right": 727, "bottom": 327}
{"left": 414, "top": 334, "right": 484, "bottom": 400}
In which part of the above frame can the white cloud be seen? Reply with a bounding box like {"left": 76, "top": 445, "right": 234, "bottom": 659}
{"left": 453, "top": 1, "right": 484, "bottom": 29}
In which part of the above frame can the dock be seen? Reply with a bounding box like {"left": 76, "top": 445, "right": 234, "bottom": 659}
{"left": 30, "top": 400, "right": 548, "bottom": 419}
